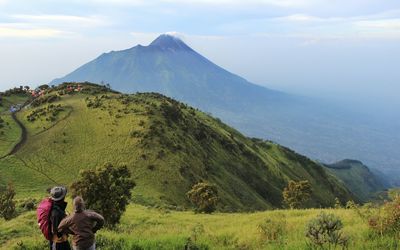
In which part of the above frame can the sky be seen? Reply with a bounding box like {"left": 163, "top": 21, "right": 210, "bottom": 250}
{"left": 0, "top": 0, "right": 399, "bottom": 116}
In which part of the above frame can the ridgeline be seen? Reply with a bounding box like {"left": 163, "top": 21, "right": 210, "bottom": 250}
{"left": 0, "top": 83, "right": 355, "bottom": 210}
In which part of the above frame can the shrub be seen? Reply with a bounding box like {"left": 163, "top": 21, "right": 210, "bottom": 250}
{"left": 186, "top": 182, "right": 219, "bottom": 214}
{"left": 257, "top": 216, "right": 286, "bottom": 244}
{"left": 160, "top": 102, "right": 182, "bottom": 123}
{"left": 184, "top": 223, "right": 212, "bottom": 250}
{"left": 18, "top": 198, "right": 37, "bottom": 211}
{"left": 70, "top": 163, "right": 135, "bottom": 227}
{"left": 368, "top": 196, "right": 400, "bottom": 238}
{"left": 334, "top": 197, "right": 342, "bottom": 209}
{"left": 345, "top": 200, "right": 358, "bottom": 209}
{"left": 388, "top": 188, "right": 400, "bottom": 201}
{"left": 282, "top": 180, "right": 312, "bottom": 209}
{"left": 0, "top": 183, "right": 16, "bottom": 220}
{"left": 30, "top": 94, "right": 59, "bottom": 107}
{"left": 305, "top": 212, "right": 349, "bottom": 249}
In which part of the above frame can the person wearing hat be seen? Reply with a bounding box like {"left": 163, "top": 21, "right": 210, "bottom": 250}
{"left": 49, "top": 186, "right": 71, "bottom": 250}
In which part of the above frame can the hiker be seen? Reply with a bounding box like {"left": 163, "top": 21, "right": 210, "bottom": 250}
{"left": 58, "top": 196, "right": 104, "bottom": 250}
{"left": 49, "top": 186, "right": 71, "bottom": 250}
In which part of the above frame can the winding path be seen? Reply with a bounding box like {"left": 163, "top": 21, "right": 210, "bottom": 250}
{"left": 0, "top": 111, "right": 27, "bottom": 159}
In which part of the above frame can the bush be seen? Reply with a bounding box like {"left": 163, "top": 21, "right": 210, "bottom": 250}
{"left": 17, "top": 198, "right": 37, "bottom": 211}
{"left": 160, "top": 102, "right": 182, "bottom": 123}
{"left": 70, "top": 163, "right": 135, "bottom": 227}
{"left": 257, "top": 216, "right": 286, "bottom": 244}
{"left": 305, "top": 212, "right": 349, "bottom": 249}
{"left": 0, "top": 183, "right": 16, "bottom": 220}
{"left": 186, "top": 182, "right": 219, "bottom": 214}
{"left": 282, "top": 180, "right": 312, "bottom": 209}
{"left": 368, "top": 196, "right": 400, "bottom": 238}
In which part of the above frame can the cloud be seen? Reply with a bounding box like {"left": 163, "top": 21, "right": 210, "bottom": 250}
{"left": 0, "top": 14, "right": 109, "bottom": 39}
{"left": 355, "top": 18, "right": 400, "bottom": 30}
{"left": 80, "top": 0, "right": 312, "bottom": 7}
{"left": 162, "top": 0, "right": 312, "bottom": 7}
{"left": 0, "top": 26, "right": 69, "bottom": 38}
{"left": 77, "top": 0, "right": 148, "bottom": 6}
{"left": 220, "top": 10, "right": 400, "bottom": 42}
{"left": 275, "top": 14, "right": 350, "bottom": 23}
{"left": 12, "top": 14, "right": 107, "bottom": 27}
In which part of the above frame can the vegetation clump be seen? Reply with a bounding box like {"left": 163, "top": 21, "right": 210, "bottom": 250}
{"left": 283, "top": 180, "right": 312, "bottom": 209}
{"left": 1, "top": 86, "right": 29, "bottom": 96}
{"left": 86, "top": 96, "right": 104, "bottom": 108}
{"left": 368, "top": 195, "right": 400, "bottom": 238}
{"left": 70, "top": 163, "right": 135, "bottom": 227}
{"left": 186, "top": 182, "right": 219, "bottom": 214}
{"left": 17, "top": 198, "right": 37, "bottom": 211}
{"left": 160, "top": 101, "right": 183, "bottom": 124}
{"left": 258, "top": 216, "right": 287, "bottom": 244}
{"left": 305, "top": 212, "right": 349, "bottom": 249}
{"left": 26, "top": 104, "right": 64, "bottom": 122}
{"left": 30, "top": 94, "right": 59, "bottom": 107}
{"left": 0, "top": 184, "right": 16, "bottom": 220}
{"left": 0, "top": 116, "right": 4, "bottom": 130}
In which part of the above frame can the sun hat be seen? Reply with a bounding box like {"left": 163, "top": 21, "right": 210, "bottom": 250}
{"left": 50, "top": 186, "right": 67, "bottom": 201}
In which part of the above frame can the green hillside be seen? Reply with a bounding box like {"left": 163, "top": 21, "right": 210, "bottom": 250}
{"left": 324, "top": 159, "right": 387, "bottom": 202}
{"left": 0, "top": 92, "right": 29, "bottom": 158}
{"left": 0, "top": 83, "right": 354, "bottom": 210}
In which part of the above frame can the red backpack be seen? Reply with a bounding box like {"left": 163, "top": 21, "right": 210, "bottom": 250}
{"left": 37, "top": 198, "right": 53, "bottom": 240}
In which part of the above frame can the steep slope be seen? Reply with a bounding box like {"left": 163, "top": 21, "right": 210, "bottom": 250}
{"left": 324, "top": 159, "right": 388, "bottom": 202}
{"left": 0, "top": 83, "right": 354, "bottom": 210}
{"left": 50, "top": 34, "right": 400, "bottom": 180}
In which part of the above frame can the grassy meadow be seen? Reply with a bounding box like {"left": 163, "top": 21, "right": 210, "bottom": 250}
{"left": 0, "top": 203, "right": 398, "bottom": 250}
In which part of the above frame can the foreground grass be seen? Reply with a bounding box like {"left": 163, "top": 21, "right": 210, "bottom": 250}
{"left": 0, "top": 204, "right": 398, "bottom": 250}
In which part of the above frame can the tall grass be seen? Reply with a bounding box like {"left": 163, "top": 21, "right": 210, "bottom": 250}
{"left": 1, "top": 204, "right": 399, "bottom": 250}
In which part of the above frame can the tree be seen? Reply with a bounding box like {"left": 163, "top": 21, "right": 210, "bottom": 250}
{"left": 38, "top": 84, "right": 49, "bottom": 90}
{"left": 282, "top": 180, "right": 312, "bottom": 209}
{"left": 0, "top": 183, "right": 16, "bottom": 220}
{"left": 186, "top": 182, "right": 219, "bottom": 213}
{"left": 70, "top": 163, "right": 135, "bottom": 227}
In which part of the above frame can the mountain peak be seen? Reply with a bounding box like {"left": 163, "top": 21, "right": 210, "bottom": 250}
{"left": 149, "top": 33, "right": 192, "bottom": 51}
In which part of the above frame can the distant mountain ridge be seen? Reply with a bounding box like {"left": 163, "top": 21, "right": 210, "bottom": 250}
{"left": 51, "top": 34, "right": 400, "bottom": 179}
{"left": 51, "top": 33, "right": 285, "bottom": 112}
{"left": 324, "top": 159, "right": 389, "bottom": 202}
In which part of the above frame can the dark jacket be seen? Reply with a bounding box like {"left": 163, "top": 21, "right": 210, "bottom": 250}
{"left": 58, "top": 209, "right": 104, "bottom": 248}
{"left": 50, "top": 201, "right": 71, "bottom": 250}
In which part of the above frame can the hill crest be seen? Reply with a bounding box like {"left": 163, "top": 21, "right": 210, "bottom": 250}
{"left": 0, "top": 83, "right": 355, "bottom": 210}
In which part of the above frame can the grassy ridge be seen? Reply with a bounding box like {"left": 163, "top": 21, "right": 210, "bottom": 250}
{"left": 1, "top": 204, "right": 398, "bottom": 250}
{"left": 325, "top": 160, "right": 387, "bottom": 202}
{"left": 0, "top": 83, "right": 354, "bottom": 210}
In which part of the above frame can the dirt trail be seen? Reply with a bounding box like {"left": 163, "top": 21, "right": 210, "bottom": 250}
{"left": 0, "top": 112, "right": 27, "bottom": 159}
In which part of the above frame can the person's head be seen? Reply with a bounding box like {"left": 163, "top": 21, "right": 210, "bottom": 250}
{"left": 73, "top": 196, "right": 85, "bottom": 213}
{"left": 50, "top": 186, "right": 67, "bottom": 202}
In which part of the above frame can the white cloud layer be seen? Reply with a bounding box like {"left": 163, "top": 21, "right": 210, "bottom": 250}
{"left": 0, "top": 26, "right": 67, "bottom": 38}
{"left": 356, "top": 18, "right": 400, "bottom": 29}
{"left": 12, "top": 14, "right": 107, "bottom": 27}
{"left": 80, "top": 0, "right": 312, "bottom": 7}
{"left": 223, "top": 10, "right": 400, "bottom": 42}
